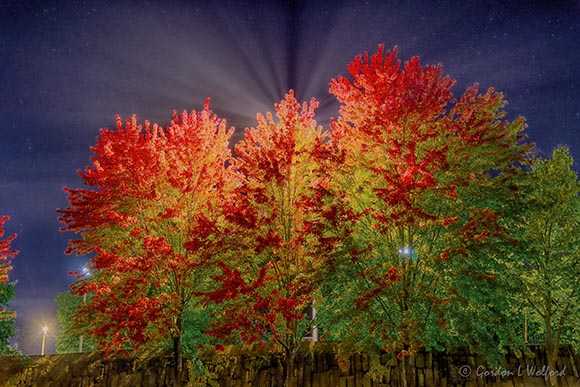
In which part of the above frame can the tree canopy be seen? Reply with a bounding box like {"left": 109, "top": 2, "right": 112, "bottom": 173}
{"left": 504, "top": 146, "right": 580, "bottom": 379}
{"left": 58, "top": 102, "right": 234, "bottom": 384}
{"left": 57, "top": 44, "right": 580, "bottom": 386}
{"left": 318, "top": 45, "right": 529, "bottom": 362}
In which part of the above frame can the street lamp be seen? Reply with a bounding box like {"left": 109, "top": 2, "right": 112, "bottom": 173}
{"left": 41, "top": 326, "right": 48, "bottom": 355}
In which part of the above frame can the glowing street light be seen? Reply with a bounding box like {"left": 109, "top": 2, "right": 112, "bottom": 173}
{"left": 398, "top": 243, "right": 417, "bottom": 264}
{"left": 41, "top": 325, "right": 48, "bottom": 355}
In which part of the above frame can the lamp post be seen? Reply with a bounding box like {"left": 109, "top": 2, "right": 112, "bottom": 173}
{"left": 41, "top": 326, "right": 48, "bottom": 355}
{"left": 79, "top": 293, "right": 86, "bottom": 352}
{"left": 79, "top": 266, "right": 90, "bottom": 352}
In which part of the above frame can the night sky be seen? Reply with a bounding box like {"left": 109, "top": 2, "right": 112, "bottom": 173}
{"left": 1, "top": 0, "right": 579, "bottom": 355}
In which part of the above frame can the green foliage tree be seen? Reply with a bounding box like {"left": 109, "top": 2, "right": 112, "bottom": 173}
{"left": 505, "top": 147, "right": 580, "bottom": 384}
{"left": 0, "top": 282, "right": 19, "bottom": 356}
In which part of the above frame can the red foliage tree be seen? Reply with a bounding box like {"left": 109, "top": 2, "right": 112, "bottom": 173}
{"left": 0, "top": 215, "right": 18, "bottom": 322}
{"left": 324, "top": 45, "right": 529, "bottom": 364}
{"left": 0, "top": 216, "right": 17, "bottom": 284}
{"left": 202, "top": 91, "right": 332, "bottom": 386}
{"left": 58, "top": 102, "right": 234, "bottom": 384}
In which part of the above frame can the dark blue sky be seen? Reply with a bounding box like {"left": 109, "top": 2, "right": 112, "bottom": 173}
{"left": 1, "top": 0, "right": 579, "bottom": 354}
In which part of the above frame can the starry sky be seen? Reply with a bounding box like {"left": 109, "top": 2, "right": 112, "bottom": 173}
{"left": 1, "top": 0, "right": 579, "bottom": 355}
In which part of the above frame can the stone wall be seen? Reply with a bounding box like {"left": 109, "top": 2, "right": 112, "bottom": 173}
{"left": 0, "top": 344, "right": 578, "bottom": 387}
{"left": 198, "top": 343, "right": 580, "bottom": 387}
{"left": 0, "top": 351, "right": 179, "bottom": 387}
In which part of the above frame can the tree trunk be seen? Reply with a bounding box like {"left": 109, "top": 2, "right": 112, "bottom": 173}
{"left": 281, "top": 319, "right": 299, "bottom": 387}
{"left": 173, "top": 315, "right": 183, "bottom": 387}
{"left": 547, "top": 352, "right": 560, "bottom": 387}
{"left": 284, "top": 347, "right": 296, "bottom": 387}
{"left": 401, "top": 356, "right": 407, "bottom": 387}
{"left": 544, "top": 298, "right": 560, "bottom": 387}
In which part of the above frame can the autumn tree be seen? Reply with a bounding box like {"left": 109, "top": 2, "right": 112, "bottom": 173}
{"left": 202, "top": 91, "right": 332, "bottom": 386}
{"left": 505, "top": 147, "right": 580, "bottom": 385}
{"left": 0, "top": 215, "right": 18, "bottom": 356}
{"left": 58, "top": 103, "right": 234, "bottom": 385}
{"left": 318, "top": 45, "right": 530, "bottom": 378}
